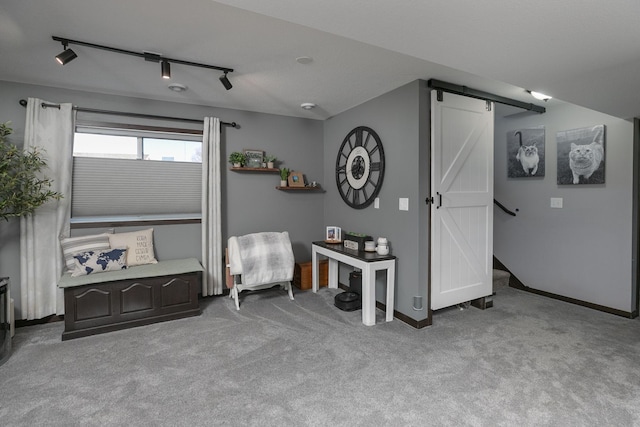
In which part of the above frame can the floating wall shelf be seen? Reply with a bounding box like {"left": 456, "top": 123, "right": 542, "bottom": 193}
{"left": 276, "top": 186, "right": 323, "bottom": 192}
{"left": 230, "top": 167, "right": 279, "bottom": 172}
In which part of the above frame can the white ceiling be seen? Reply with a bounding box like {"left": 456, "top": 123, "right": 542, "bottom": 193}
{"left": 2, "top": 0, "right": 639, "bottom": 120}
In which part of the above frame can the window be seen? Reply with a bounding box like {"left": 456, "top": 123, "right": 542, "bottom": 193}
{"left": 142, "top": 138, "right": 202, "bottom": 162}
{"left": 71, "top": 124, "right": 203, "bottom": 220}
{"left": 73, "top": 133, "right": 202, "bottom": 162}
{"left": 73, "top": 133, "right": 138, "bottom": 159}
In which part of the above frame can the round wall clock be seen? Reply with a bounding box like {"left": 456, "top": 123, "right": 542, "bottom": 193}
{"left": 335, "top": 126, "right": 385, "bottom": 209}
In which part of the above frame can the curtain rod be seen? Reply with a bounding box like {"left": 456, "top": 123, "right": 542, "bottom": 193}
{"left": 18, "top": 99, "right": 237, "bottom": 127}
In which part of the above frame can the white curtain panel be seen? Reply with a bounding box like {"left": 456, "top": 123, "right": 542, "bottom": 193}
{"left": 20, "top": 98, "right": 73, "bottom": 319}
{"left": 201, "top": 117, "right": 223, "bottom": 296}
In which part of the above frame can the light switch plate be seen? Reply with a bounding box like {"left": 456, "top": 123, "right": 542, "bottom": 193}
{"left": 399, "top": 198, "right": 409, "bottom": 211}
{"left": 374, "top": 197, "right": 380, "bottom": 209}
{"left": 550, "top": 197, "right": 563, "bottom": 208}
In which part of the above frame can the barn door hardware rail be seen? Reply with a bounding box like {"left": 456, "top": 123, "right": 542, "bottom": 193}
{"left": 428, "top": 79, "right": 545, "bottom": 114}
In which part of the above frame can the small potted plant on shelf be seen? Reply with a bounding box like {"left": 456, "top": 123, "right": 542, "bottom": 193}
{"left": 279, "top": 168, "right": 289, "bottom": 187}
{"left": 229, "top": 152, "right": 246, "bottom": 168}
{"left": 265, "top": 155, "right": 277, "bottom": 169}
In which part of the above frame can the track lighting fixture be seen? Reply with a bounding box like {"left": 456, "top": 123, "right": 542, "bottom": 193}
{"left": 52, "top": 36, "right": 234, "bottom": 89}
{"left": 161, "top": 60, "right": 171, "bottom": 79}
{"left": 219, "top": 72, "right": 232, "bottom": 90}
{"left": 55, "top": 42, "right": 77, "bottom": 65}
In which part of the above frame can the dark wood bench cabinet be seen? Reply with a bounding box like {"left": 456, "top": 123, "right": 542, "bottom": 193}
{"left": 59, "top": 258, "right": 203, "bottom": 341}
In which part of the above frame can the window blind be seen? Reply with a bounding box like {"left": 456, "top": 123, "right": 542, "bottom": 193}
{"left": 72, "top": 157, "right": 202, "bottom": 217}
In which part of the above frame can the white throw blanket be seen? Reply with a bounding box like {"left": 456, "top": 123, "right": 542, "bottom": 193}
{"left": 228, "top": 231, "right": 294, "bottom": 287}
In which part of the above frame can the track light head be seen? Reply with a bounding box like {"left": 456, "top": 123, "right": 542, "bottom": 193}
{"left": 55, "top": 43, "right": 77, "bottom": 65}
{"left": 219, "top": 72, "right": 232, "bottom": 90}
{"left": 161, "top": 60, "right": 171, "bottom": 79}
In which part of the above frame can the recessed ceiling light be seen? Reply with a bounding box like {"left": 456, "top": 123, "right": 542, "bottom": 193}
{"left": 168, "top": 83, "right": 188, "bottom": 92}
{"left": 301, "top": 102, "right": 316, "bottom": 110}
{"left": 296, "top": 56, "right": 313, "bottom": 65}
{"left": 527, "top": 90, "right": 552, "bottom": 101}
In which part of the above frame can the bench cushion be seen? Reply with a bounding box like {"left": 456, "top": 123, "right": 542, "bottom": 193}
{"left": 58, "top": 257, "right": 203, "bottom": 289}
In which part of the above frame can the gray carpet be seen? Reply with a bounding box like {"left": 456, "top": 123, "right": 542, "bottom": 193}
{"left": 2, "top": 286, "right": 640, "bottom": 426}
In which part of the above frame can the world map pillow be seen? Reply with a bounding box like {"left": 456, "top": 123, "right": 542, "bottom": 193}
{"left": 72, "top": 248, "right": 128, "bottom": 277}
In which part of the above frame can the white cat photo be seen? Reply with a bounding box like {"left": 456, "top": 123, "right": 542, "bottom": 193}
{"left": 557, "top": 124, "right": 605, "bottom": 185}
{"left": 507, "top": 127, "right": 546, "bottom": 178}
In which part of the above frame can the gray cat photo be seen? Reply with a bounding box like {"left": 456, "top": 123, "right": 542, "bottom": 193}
{"left": 507, "top": 126, "right": 545, "bottom": 178}
{"left": 557, "top": 124, "right": 605, "bottom": 185}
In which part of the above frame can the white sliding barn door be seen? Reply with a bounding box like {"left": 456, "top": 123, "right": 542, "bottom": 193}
{"left": 431, "top": 91, "right": 494, "bottom": 310}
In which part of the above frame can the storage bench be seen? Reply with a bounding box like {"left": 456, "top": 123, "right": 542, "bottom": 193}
{"left": 58, "top": 258, "right": 203, "bottom": 341}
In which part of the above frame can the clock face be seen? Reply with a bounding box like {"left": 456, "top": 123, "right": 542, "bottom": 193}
{"left": 335, "top": 126, "right": 385, "bottom": 209}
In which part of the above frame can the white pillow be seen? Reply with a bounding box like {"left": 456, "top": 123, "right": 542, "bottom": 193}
{"left": 72, "top": 248, "right": 128, "bottom": 277}
{"left": 60, "top": 232, "right": 112, "bottom": 272}
{"left": 108, "top": 228, "right": 158, "bottom": 266}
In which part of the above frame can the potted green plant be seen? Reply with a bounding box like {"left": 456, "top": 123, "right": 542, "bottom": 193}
{"left": 279, "top": 168, "right": 289, "bottom": 187}
{"left": 229, "top": 152, "right": 246, "bottom": 168}
{"left": 0, "top": 121, "right": 62, "bottom": 221}
{"left": 265, "top": 155, "right": 277, "bottom": 169}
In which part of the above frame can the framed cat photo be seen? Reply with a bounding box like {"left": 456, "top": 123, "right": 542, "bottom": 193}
{"left": 556, "top": 124, "right": 605, "bottom": 185}
{"left": 506, "top": 126, "right": 545, "bottom": 178}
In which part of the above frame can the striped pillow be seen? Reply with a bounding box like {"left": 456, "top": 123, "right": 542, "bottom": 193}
{"left": 60, "top": 233, "right": 112, "bottom": 272}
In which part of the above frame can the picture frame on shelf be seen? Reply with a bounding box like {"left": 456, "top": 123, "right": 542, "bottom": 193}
{"left": 243, "top": 149, "right": 264, "bottom": 168}
{"left": 325, "top": 226, "right": 341, "bottom": 243}
{"left": 288, "top": 171, "right": 305, "bottom": 187}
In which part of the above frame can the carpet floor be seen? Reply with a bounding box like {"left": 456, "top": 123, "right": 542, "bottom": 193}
{"left": 1, "top": 286, "right": 640, "bottom": 426}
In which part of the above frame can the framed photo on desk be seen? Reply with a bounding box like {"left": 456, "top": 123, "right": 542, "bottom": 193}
{"left": 325, "top": 226, "right": 341, "bottom": 242}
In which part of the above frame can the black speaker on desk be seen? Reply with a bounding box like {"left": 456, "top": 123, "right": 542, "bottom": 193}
{"left": 334, "top": 271, "right": 362, "bottom": 311}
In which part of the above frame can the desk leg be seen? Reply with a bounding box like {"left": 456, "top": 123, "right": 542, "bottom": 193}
{"left": 361, "top": 265, "right": 375, "bottom": 326}
{"left": 312, "top": 247, "right": 318, "bottom": 293}
{"left": 386, "top": 262, "right": 395, "bottom": 322}
{"left": 327, "top": 259, "right": 339, "bottom": 289}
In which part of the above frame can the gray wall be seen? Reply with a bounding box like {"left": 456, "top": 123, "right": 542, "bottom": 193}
{"left": 0, "top": 80, "right": 325, "bottom": 319}
{"left": 5, "top": 76, "right": 633, "bottom": 322}
{"left": 323, "top": 80, "right": 430, "bottom": 321}
{"left": 494, "top": 102, "right": 635, "bottom": 312}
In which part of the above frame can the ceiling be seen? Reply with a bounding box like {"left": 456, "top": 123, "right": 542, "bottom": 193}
{"left": 2, "top": 0, "right": 639, "bottom": 120}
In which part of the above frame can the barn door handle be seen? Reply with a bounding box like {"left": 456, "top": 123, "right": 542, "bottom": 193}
{"left": 437, "top": 192, "right": 442, "bottom": 209}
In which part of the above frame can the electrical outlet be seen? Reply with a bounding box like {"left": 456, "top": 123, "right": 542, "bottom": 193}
{"left": 399, "top": 198, "right": 409, "bottom": 211}
{"left": 550, "top": 197, "right": 563, "bottom": 208}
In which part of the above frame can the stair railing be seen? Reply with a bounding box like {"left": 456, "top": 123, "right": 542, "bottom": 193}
{"left": 494, "top": 199, "right": 518, "bottom": 216}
